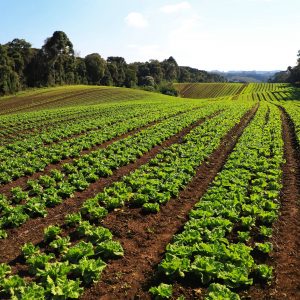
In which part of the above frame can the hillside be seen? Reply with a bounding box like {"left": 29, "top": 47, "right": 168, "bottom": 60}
{"left": 174, "top": 82, "right": 294, "bottom": 101}
{"left": 0, "top": 84, "right": 300, "bottom": 300}
{"left": 174, "top": 83, "right": 246, "bottom": 99}
{"left": 0, "top": 85, "right": 184, "bottom": 115}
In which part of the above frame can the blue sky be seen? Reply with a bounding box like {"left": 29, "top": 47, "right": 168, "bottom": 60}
{"left": 1, "top": 0, "right": 299, "bottom": 71}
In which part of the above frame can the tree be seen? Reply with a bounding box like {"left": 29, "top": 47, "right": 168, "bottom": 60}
{"left": 100, "top": 66, "right": 113, "bottom": 86}
{"left": 107, "top": 56, "right": 127, "bottom": 86}
{"left": 25, "top": 48, "right": 48, "bottom": 87}
{"left": 84, "top": 53, "right": 106, "bottom": 84}
{"left": 140, "top": 75, "right": 155, "bottom": 87}
{"left": 162, "top": 56, "right": 180, "bottom": 82}
{"left": 136, "top": 63, "right": 150, "bottom": 85}
{"left": 178, "top": 67, "right": 191, "bottom": 82}
{"left": 124, "top": 64, "right": 137, "bottom": 88}
{"left": 0, "top": 31, "right": 228, "bottom": 96}
{"left": 0, "top": 44, "right": 20, "bottom": 95}
{"left": 159, "top": 82, "right": 178, "bottom": 96}
{"left": 42, "top": 31, "right": 75, "bottom": 85}
{"left": 147, "top": 60, "right": 163, "bottom": 84}
{"left": 6, "top": 39, "right": 33, "bottom": 86}
{"left": 74, "top": 57, "right": 87, "bottom": 84}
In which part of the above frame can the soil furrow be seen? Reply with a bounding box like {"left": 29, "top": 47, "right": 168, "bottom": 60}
{"left": 249, "top": 106, "right": 300, "bottom": 300}
{"left": 80, "top": 104, "right": 258, "bottom": 300}
{"left": 0, "top": 112, "right": 215, "bottom": 263}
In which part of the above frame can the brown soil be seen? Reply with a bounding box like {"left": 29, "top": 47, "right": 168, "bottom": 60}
{"left": 80, "top": 105, "right": 258, "bottom": 300}
{"left": 247, "top": 106, "right": 300, "bottom": 300}
{"left": 271, "top": 108, "right": 300, "bottom": 298}
{"left": 0, "top": 112, "right": 214, "bottom": 263}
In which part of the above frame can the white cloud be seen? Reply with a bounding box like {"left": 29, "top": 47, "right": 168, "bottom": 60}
{"left": 160, "top": 1, "right": 191, "bottom": 14}
{"left": 125, "top": 12, "right": 148, "bottom": 29}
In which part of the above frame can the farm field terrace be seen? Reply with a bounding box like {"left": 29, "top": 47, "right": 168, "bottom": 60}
{"left": 0, "top": 84, "right": 299, "bottom": 300}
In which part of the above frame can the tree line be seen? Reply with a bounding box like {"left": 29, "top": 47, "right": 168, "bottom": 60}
{"left": 270, "top": 50, "right": 300, "bottom": 85}
{"left": 0, "top": 31, "right": 225, "bottom": 96}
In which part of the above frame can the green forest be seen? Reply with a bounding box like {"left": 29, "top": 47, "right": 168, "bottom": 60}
{"left": 0, "top": 31, "right": 226, "bottom": 96}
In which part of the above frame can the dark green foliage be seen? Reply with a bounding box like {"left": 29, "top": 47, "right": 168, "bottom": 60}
{"left": 162, "top": 56, "right": 180, "bottom": 81}
{"left": 42, "top": 31, "right": 75, "bottom": 86}
{"left": 84, "top": 53, "right": 106, "bottom": 84}
{"left": 159, "top": 82, "right": 178, "bottom": 96}
{"left": 0, "top": 31, "right": 226, "bottom": 96}
{"left": 0, "top": 44, "right": 20, "bottom": 95}
{"left": 107, "top": 56, "right": 127, "bottom": 86}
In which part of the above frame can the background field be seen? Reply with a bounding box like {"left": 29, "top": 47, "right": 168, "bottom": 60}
{"left": 0, "top": 84, "right": 299, "bottom": 300}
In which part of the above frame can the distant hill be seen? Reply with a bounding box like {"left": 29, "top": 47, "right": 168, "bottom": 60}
{"left": 174, "top": 83, "right": 246, "bottom": 99}
{"left": 211, "top": 70, "right": 281, "bottom": 83}
{"left": 0, "top": 85, "right": 176, "bottom": 115}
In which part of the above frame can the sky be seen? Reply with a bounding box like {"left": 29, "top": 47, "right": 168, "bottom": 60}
{"left": 0, "top": 0, "right": 299, "bottom": 71}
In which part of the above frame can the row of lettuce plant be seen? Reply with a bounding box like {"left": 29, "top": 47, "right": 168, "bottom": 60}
{"left": 0, "top": 104, "right": 119, "bottom": 140}
{"left": 0, "top": 101, "right": 194, "bottom": 145}
{"left": 0, "top": 104, "right": 224, "bottom": 238}
{"left": 0, "top": 90, "right": 206, "bottom": 139}
{"left": 70, "top": 103, "right": 252, "bottom": 220}
{"left": 0, "top": 103, "right": 155, "bottom": 143}
{"left": 149, "top": 102, "right": 284, "bottom": 299}
{"left": 0, "top": 86, "right": 104, "bottom": 115}
{"left": 0, "top": 102, "right": 204, "bottom": 184}
{"left": 0, "top": 104, "right": 92, "bottom": 131}
{"left": 241, "top": 83, "right": 289, "bottom": 95}
{"left": 0, "top": 102, "right": 252, "bottom": 299}
{"left": 1, "top": 103, "right": 178, "bottom": 149}
{"left": 0, "top": 209, "right": 124, "bottom": 299}
{"left": 0, "top": 92, "right": 123, "bottom": 129}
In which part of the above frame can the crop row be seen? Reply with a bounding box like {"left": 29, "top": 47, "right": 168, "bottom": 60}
{"left": 0, "top": 102, "right": 204, "bottom": 184}
{"left": 0, "top": 102, "right": 111, "bottom": 132}
{"left": 1, "top": 85, "right": 172, "bottom": 114}
{"left": 241, "top": 83, "right": 289, "bottom": 94}
{"left": 175, "top": 83, "right": 245, "bottom": 99}
{"left": 0, "top": 102, "right": 252, "bottom": 299}
{"left": 0, "top": 103, "right": 224, "bottom": 238}
{"left": 0, "top": 101, "right": 189, "bottom": 148}
{"left": 0, "top": 210, "right": 124, "bottom": 299}
{"left": 70, "top": 102, "right": 251, "bottom": 221}
{"left": 281, "top": 102, "right": 300, "bottom": 146}
{"left": 237, "top": 90, "right": 288, "bottom": 102}
{"left": 0, "top": 87, "right": 103, "bottom": 115}
{"left": 0, "top": 103, "right": 148, "bottom": 143}
{"left": 150, "top": 102, "right": 284, "bottom": 299}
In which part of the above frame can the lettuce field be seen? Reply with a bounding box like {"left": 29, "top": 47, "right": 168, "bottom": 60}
{"left": 0, "top": 84, "right": 299, "bottom": 299}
